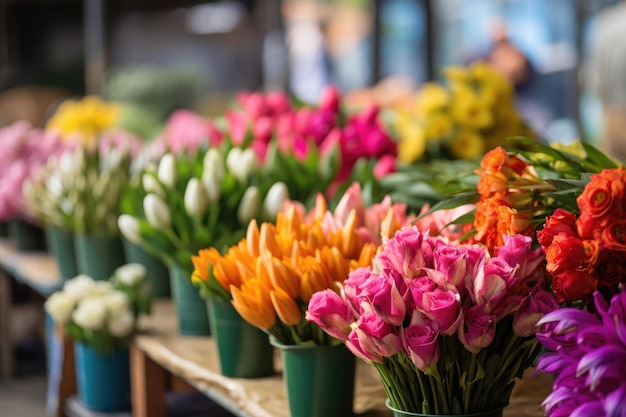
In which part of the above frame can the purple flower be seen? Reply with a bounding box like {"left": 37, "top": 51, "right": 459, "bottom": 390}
{"left": 512, "top": 288, "right": 558, "bottom": 337}
{"left": 538, "top": 288, "right": 626, "bottom": 417}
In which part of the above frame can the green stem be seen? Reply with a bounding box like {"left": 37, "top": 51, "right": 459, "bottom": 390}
{"left": 464, "top": 353, "right": 477, "bottom": 414}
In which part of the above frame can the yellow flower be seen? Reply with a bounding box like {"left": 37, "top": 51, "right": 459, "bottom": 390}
{"left": 447, "top": 130, "right": 485, "bottom": 160}
{"left": 397, "top": 122, "right": 428, "bottom": 164}
{"left": 450, "top": 88, "right": 494, "bottom": 130}
{"left": 470, "top": 61, "right": 513, "bottom": 103}
{"left": 414, "top": 83, "right": 450, "bottom": 116}
{"left": 46, "top": 95, "right": 121, "bottom": 144}
{"left": 425, "top": 112, "right": 454, "bottom": 141}
{"left": 442, "top": 66, "right": 471, "bottom": 84}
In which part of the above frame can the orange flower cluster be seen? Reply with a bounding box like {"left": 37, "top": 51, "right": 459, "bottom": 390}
{"left": 192, "top": 196, "right": 386, "bottom": 344}
{"left": 539, "top": 168, "right": 626, "bottom": 304}
{"left": 471, "top": 147, "right": 548, "bottom": 249}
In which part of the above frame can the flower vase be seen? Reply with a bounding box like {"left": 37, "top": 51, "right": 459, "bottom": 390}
{"left": 270, "top": 337, "right": 356, "bottom": 417}
{"left": 8, "top": 218, "right": 46, "bottom": 251}
{"left": 45, "top": 226, "right": 78, "bottom": 281}
{"left": 168, "top": 264, "right": 211, "bottom": 335}
{"left": 74, "top": 234, "right": 126, "bottom": 280}
{"left": 206, "top": 298, "right": 274, "bottom": 378}
{"left": 122, "top": 239, "right": 170, "bottom": 298}
{"left": 74, "top": 342, "right": 130, "bottom": 412}
{"left": 385, "top": 400, "right": 504, "bottom": 417}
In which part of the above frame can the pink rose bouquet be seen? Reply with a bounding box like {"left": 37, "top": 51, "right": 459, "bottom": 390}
{"left": 307, "top": 227, "right": 557, "bottom": 415}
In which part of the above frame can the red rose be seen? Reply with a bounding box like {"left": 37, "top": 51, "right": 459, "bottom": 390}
{"left": 537, "top": 208, "right": 578, "bottom": 247}
{"left": 551, "top": 269, "right": 598, "bottom": 304}
{"left": 576, "top": 211, "right": 604, "bottom": 241}
{"left": 545, "top": 235, "right": 586, "bottom": 275}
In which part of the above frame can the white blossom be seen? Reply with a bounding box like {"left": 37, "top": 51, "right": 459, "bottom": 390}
{"left": 118, "top": 214, "right": 142, "bottom": 244}
{"left": 44, "top": 292, "right": 76, "bottom": 325}
{"left": 72, "top": 298, "right": 107, "bottom": 331}
{"left": 143, "top": 194, "right": 171, "bottom": 229}
{"left": 107, "top": 310, "right": 135, "bottom": 338}
{"left": 114, "top": 263, "right": 147, "bottom": 287}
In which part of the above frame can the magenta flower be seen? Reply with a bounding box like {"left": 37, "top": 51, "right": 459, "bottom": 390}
{"left": 536, "top": 287, "right": 626, "bottom": 417}
{"left": 360, "top": 269, "right": 406, "bottom": 326}
{"left": 402, "top": 323, "right": 440, "bottom": 371}
{"left": 421, "top": 288, "right": 461, "bottom": 335}
{"left": 306, "top": 290, "right": 355, "bottom": 341}
{"left": 346, "top": 311, "right": 402, "bottom": 362}
{"left": 459, "top": 304, "right": 496, "bottom": 354}
{"left": 512, "top": 288, "right": 558, "bottom": 337}
{"left": 161, "top": 110, "right": 223, "bottom": 154}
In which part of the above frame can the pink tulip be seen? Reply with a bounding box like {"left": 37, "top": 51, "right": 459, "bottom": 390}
{"left": 265, "top": 91, "right": 291, "bottom": 116}
{"left": 343, "top": 267, "right": 374, "bottom": 315}
{"left": 421, "top": 288, "right": 461, "bottom": 335}
{"left": 252, "top": 116, "right": 273, "bottom": 144}
{"left": 346, "top": 328, "right": 383, "bottom": 363}
{"left": 406, "top": 276, "right": 437, "bottom": 310}
{"left": 513, "top": 287, "right": 558, "bottom": 337}
{"left": 347, "top": 311, "right": 402, "bottom": 361}
{"left": 318, "top": 85, "right": 340, "bottom": 114}
{"left": 471, "top": 263, "right": 507, "bottom": 313}
{"left": 225, "top": 111, "right": 247, "bottom": 145}
{"left": 433, "top": 244, "right": 472, "bottom": 288}
{"left": 238, "top": 91, "right": 266, "bottom": 120}
{"left": 306, "top": 290, "right": 355, "bottom": 341}
{"left": 402, "top": 323, "right": 440, "bottom": 371}
{"left": 459, "top": 304, "right": 496, "bottom": 353}
{"left": 373, "top": 155, "right": 396, "bottom": 179}
{"left": 361, "top": 270, "right": 406, "bottom": 326}
{"left": 377, "top": 227, "right": 436, "bottom": 278}
{"left": 415, "top": 204, "right": 474, "bottom": 240}
{"left": 333, "top": 182, "right": 366, "bottom": 227}
{"left": 495, "top": 234, "right": 545, "bottom": 283}
{"left": 163, "top": 110, "right": 223, "bottom": 154}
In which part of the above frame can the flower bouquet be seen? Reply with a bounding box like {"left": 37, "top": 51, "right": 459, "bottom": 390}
{"left": 0, "top": 121, "right": 66, "bottom": 249}
{"left": 378, "top": 62, "right": 535, "bottom": 213}
{"left": 44, "top": 267, "right": 150, "bottom": 412}
{"left": 23, "top": 134, "right": 138, "bottom": 280}
{"left": 307, "top": 227, "right": 557, "bottom": 415}
{"left": 193, "top": 182, "right": 414, "bottom": 416}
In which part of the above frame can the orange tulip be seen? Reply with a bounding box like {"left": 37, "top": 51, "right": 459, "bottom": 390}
{"left": 246, "top": 219, "right": 260, "bottom": 257}
{"left": 263, "top": 253, "right": 300, "bottom": 299}
{"left": 270, "top": 287, "right": 302, "bottom": 325}
{"left": 231, "top": 280, "right": 276, "bottom": 330}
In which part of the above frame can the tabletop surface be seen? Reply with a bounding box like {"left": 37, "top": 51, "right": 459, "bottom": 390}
{"left": 135, "top": 300, "right": 553, "bottom": 417}
{"left": 0, "top": 239, "right": 61, "bottom": 295}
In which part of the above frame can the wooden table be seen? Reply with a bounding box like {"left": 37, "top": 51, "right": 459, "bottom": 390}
{"left": 131, "top": 300, "right": 554, "bottom": 417}
{"left": 0, "top": 239, "right": 62, "bottom": 379}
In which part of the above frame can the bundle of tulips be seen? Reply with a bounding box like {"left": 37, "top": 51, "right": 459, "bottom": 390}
{"left": 192, "top": 181, "right": 415, "bottom": 345}
{"left": 307, "top": 227, "right": 557, "bottom": 415}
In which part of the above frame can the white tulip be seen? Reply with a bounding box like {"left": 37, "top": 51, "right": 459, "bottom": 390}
{"left": 118, "top": 214, "right": 142, "bottom": 244}
{"left": 114, "top": 263, "right": 147, "bottom": 287}
{"left": 44, "top": 292, "right": 76, "bottom": 325}
{"left": 263, "top": 182, "right": 289, "bottom": 220}
{"left": 142, "top": 172, "right": 163, "bottom": 197}
{"left": 184, "top": 178, "right": 208, "bottom": 217}
{"left": 108, "top": 310, "right": 135, "bottom": 338}
{"left": 45, "top": 174, "right": 64, "bottom": 198}
{"left": 72, "top": 298, "right": 107, "bottom": 331}
{"left": 103, "top": 291, "right": 130, "bottom": 313}
{"left": 237, "top": 186, "right": 260, "bottom": 225}
{"left": 238, "top": 148, "right": 260, "bottom": 180}
{"left": 201, "top": 170, "right": 221, "bottom": 203}
{"left": 143, "top": 194, "right": 171, "bottom": 229}
{"left": 226, "top": 147, "right": 242, "bottom": 178}
{"left": 203, "top": 148, "right": 224, "bottom": 182}
{"left": 157, "top": 153, "right": 177, "bottom": 188}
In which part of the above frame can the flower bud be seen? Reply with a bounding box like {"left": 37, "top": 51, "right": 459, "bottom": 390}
{"left": 201, "top": 170, "right": 221, "bottom": 203}
{"left": 237, "top": 186, "right": 260, "bottom": 225}
{"left": 203, "top": 148, "right": 224, "bottom": 182}
{"left": 142, "top": 172, "right": 163, "bottom": 197}
{"left": 226, "top": 148, "right": 242, "bottom": 178}
{"left": 263, "top": 182, "right": 289, "bottom": 220}
{"left": 118, "top": 214, "right": 142, "bottom": 244}
{"left": 184, "top": 178, "right": 208, "bottom": 217}
{"left": 157, "top": 153, "right": 176, "bottom": 188}
{"left": 143, "top": 194, "right": 171, "bottom": 229}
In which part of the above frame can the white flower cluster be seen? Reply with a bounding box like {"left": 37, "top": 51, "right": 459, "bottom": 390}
{"left": 45, "top": 272, "right": 137, "bottom": 338}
